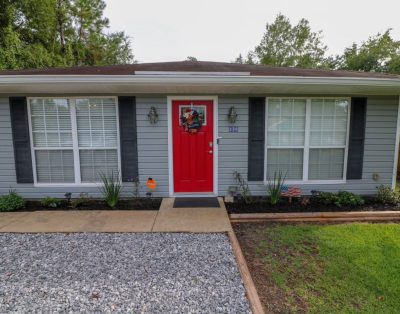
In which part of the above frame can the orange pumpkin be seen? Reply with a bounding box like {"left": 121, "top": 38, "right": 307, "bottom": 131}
{"left": 146, "top": 177, "right": 157, "bottom": 190}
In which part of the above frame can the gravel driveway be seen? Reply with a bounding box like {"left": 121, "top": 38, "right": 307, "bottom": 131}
{"left": 0, "top": 233, "right": 250, "bottom": 313}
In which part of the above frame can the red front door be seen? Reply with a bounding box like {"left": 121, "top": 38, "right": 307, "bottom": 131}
{"left": 172, "top": 100, "right": 214, "bottom": 193}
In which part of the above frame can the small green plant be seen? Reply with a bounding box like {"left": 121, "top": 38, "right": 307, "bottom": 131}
{"left": 319, "top": 192, "right": 337, "bottom": 204}
{"left": 376, "top": 185, "right": 400, "bottom": 205}
{"left": 70, "top": 193, "right": 90, "bottom": 209}
{"left": 41, "top": 196, "right": 60, "bottom": 208}
{"left": 335, "top": 191, "right": 364, "bottom": 207}
{"left": 99, "top": 171, "right": 122, "bottom": 209}
{"left": 0, "top": 190, "right": 25, "bottom": 212}
{"left": 267, "top": 171, "right": 286, "bottom": 205}
{"left": 233, "top": 171, "right": 252, "bottom": 204}
{"left": 320, "top": 191, "right": 364, "bottom": 208}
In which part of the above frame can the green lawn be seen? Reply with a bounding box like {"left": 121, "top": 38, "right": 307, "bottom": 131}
{"left": 235, "top": 223, "right": 400, "bottom": 313}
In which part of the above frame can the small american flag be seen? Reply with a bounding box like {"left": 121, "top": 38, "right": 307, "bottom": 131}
{"left": 281, "top": 185, "right": 302, "bottom": 198}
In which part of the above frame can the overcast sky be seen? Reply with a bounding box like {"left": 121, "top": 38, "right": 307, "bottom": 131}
{"left": 104, "top": 0, "right": 400, "bottom": 63}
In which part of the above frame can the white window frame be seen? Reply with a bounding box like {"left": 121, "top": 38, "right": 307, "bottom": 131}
{"left": 27, "top": 96, "right": 121, "bottom": 187}
{"left": 263, "top": 97, "right": 351, "bottom": 185}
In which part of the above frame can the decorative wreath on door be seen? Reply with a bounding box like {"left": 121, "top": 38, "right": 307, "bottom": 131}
{"left": 181, "top": 108, "right": 203, "bottom": 133}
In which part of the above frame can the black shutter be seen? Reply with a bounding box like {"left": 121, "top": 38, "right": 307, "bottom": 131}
{"left": 118, "top": 96, "right": 138, "bottom": 182}
{"left": 9, "top": 97, "right": 34, "bottom": 183}
{"left": 248, "top": 97, "right": 265, "bottom": 181}
{"left": 346, "top": 97, "right": 367, "bottom": 180}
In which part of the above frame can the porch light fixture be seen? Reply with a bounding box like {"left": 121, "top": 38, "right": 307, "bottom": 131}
{"left": 147, "top": 106, "right": 159, "bottom": 124}
{"left": 227, "top": 106, "right": 238, "bottom": 123}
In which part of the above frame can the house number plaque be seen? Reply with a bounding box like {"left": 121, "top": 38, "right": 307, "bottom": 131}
{"left": 228, "top": 126, "right": 239, "bottom": 133}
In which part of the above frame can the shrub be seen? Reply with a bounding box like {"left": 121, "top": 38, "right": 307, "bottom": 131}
{"left": 267, "top": 171, "right": 286, "bottom": 205}
{"left": 99, "top": 171, "right": 122, "bottom": 209}
{"left": 0, "top": 191, "right": 25, "bottom": 212}
{"left": 41, "top": 196, "right": 60, "bottom": 208}
{"left": 320, "top": 191, "right": 364, "bottom": 208}
{"left": 319, "top": 192, "right": 337, "bottom": 204}
{"left": 335, "top": 191, "right": 364, "bottom": 207}
{"left": 376, "top": 185, "right": 400, "bottom": 205}
{"left": 233, "top": 171, "right": 251, "bottom": 204}
{"left": 70, "top": 193, "right": 90, "bottom": 209}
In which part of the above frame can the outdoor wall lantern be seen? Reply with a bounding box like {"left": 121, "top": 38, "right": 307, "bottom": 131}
{"left": 147, "top": 106, "right": 159, "bottom": 124}
{"left": 227, "top": 106, "right": 238, "bottom": 123}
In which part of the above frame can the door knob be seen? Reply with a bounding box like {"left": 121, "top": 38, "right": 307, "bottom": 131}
{"left": 209, "top": 150, "right": 213, "bottom": 154}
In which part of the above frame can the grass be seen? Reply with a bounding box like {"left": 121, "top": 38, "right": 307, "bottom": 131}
{"left": 235, "top": 223, "right": 400, "bottom": 313}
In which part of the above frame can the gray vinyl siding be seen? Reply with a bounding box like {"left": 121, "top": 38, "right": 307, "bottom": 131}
{"left": 0, "top": 96, "right": 170, "bottom": 198}
{"left": 136, "top": 97, "right": 169, "bottom": 197}
{"left": 218, "top": 96, "right": 399, "bottom": 196}
{"left": 0, "top": 95, "right": 398, "bottom": 198}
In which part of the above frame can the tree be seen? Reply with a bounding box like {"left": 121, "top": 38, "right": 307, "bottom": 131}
{"left": 233, "top": 54, "right": 244, "bottom": 64}
{"left": 186, "top": 56, "right": 198, "bottom": 61}
{"left": 233, "top": 52, "right": 256, "bottom": 64}
{"left": 334, "top": 29, "right": 400, "bottom": 73}
{"left": 0, "top": 0, "right": 135, "bottom": 69}
{"left": 251, "top": 13, "right": 328, "bottom": 68}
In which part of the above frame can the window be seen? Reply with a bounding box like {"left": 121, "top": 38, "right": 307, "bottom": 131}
{"left": 309, "top": 99, "right": 349, "bottom": 180}
{"left": 265, "top": 98, "right": 350, "bottom": 182}
{"left": 266, "top": 99, "right": 306, "bottom": 180}
{"left": 29, "top": 97, "right": 120, "bottom": 184}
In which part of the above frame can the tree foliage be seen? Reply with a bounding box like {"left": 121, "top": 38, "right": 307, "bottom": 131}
{"left": 249, "top": 13, "right": 328, "bottom": 68}
{"left": 333, "top": 30, "right": 400, "bottom": 73}
{"left": 186, "top": 56, "right": 198, "bottom": 61}
{"left": 236, "top": 14, "right": 400, "bottom": 74}
{"left": 0, "top": 0, "right": 134, "bottom": 69}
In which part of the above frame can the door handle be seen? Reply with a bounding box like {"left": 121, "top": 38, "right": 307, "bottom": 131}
{"left": 208, "top": 150, "right": 213, "bottom": 154}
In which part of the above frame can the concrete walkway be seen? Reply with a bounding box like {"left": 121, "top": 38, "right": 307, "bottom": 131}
{"left": 0, "top": 198, "right": 232, "bottom": 233}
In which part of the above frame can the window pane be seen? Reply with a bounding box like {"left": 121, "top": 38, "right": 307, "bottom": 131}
{"left": 30, "top": 98, "right": 72, "bottom": 148}
{"left": 80, "top": 149, "right": 118, "bottom": 182}
{"left": 267, "top": 149, "right": 303, "bottom": 180}
{"left": 76, "top": 98, "right": 117, "bottom": 148}
{"left": 310, "top": 99, "right": 348, "bottom": 146}
{"left": 35, "top": 150, "right": 75, "bottom": 183}
{"left": 308, "top": 148, "right": 344, "bottom": 180}
{"left": 267, "top": 99, "right": 306, "bottom": 146}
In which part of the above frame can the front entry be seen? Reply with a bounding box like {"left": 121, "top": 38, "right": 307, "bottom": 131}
{"left": 172, "top": 99, "right": 214, "bottom": 193}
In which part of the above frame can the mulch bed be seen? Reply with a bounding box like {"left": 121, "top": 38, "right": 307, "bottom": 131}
{"left": 17, "top": 198, "right": 162, "bottom": 212}
{"left": 225, "top": 196, "right": 399, "bottom": 214}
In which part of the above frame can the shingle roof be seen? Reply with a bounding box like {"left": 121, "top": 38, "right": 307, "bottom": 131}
{"left": 0, "top": 61, "right": 399, "bottom": 79}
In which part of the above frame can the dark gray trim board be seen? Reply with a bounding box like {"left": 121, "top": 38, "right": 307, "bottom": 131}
{"left": 347, "top": 97, "right": 367, "bottom": 180}
{"left": 247, "top": 97, "right": 265, "bottom": 181}
{"left": 118, "top": 96, "right": 139, "bottom": 182}
{"left": 9, "top": 97, "right": 34, "bottom": 183}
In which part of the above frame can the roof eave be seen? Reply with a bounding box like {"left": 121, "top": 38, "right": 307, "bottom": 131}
{"left": 0, "top": 75, "right": 399, "bottom": 95}
{"left": 0, "top": 74, "right": 399, "bottom": 84}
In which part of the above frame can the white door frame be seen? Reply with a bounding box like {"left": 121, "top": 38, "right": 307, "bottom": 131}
{"left": 167, "top": 96, "right": 219, "bottom": 197}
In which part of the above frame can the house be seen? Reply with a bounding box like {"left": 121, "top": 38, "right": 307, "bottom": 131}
{"left": 0, "top": 61, "right": 399, "bottom": 199}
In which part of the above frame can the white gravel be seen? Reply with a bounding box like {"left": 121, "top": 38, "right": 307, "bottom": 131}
{"left": 0, "top": 233, "right": 250, "bottom": 313}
